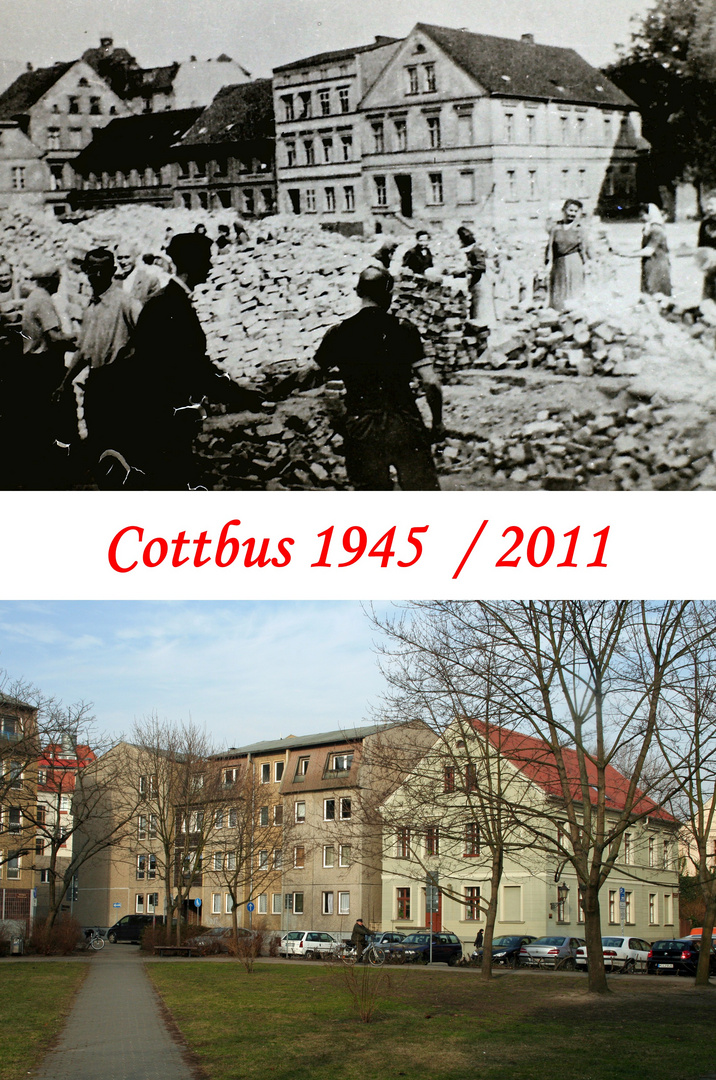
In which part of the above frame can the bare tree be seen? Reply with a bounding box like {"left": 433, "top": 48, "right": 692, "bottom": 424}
{"left": 372, "top": 601, "right": 706, "bottom": 994}
{"left": 132, "top": 716, "right": 221, "bottom": 945}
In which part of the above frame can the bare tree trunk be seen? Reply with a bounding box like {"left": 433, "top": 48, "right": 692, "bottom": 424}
{"left": 583, "top": 885, "right": 608, "bottom": 994}
{"left": 695, "top": 893, "right": 716, "bottom": 987}
{"left": 480, "top": 850, "right": 503, "bottom": 981}
{"left": 231, "top": 894, "right": 240, "bottom": 950}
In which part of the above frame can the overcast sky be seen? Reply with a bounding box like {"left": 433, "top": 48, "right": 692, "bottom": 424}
{"left": 0, "top": 601, "right": 392, "bottom": 749}
{"left": 2, "top": 0, "right": 655, "bottom": 75}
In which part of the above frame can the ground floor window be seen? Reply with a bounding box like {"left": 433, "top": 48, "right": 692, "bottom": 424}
{"left": 624, "top": 891, "right": 633, "bottom": 924}
{"left": 338, "top": 891, "right": 350, "bottom": 915}
{"left": 325, "top": 187, "right": 336, "bottom": 212}
{"left": 428, "top": 172, "right": 443, "bottom": 205}
{"left": 577, "top": 888, "right": 585, "bottom": 923}
{"left": 212, "top": 893, "right": 221, "bottom": 914}
{"left": 40, "top": 869, "right": 50, "bottom": 883}
{"left": 322, "top": 891, "right": 334, "bottom": 915}
{"left": 305, "top": 188, "right": 316, "bottom": 213}
{"left": 147, "top": 893, "right": 159, "bottom": 913}
{"left": 663, "top": 893, "right": 673, "bottom": 924}
{"left": 374, "top": 176, "right": 387, "bottom": 207}
{"left": 258, "top": 893, "right": 267, "bottom": 914}
{"left": 649, "top": 893, "right": 657, "bottom": 924}
{"left": 344, "top": 185, "right": 355, "bottom": 211}
{"left": 397, "top": 887, "right": 411, "bottom": 920}
{"left": 226, "top": 894, "right": 234, "bottom": 914}
{"left": 135, "top": 894, "right": 144, "bottom": 912}
{"left": 608, "top": 890, "right": 617, "bottom": 923}
{"left": 464, "top": 886, "right": 481, "bottom": 920}
{"left": 272, "top": 893, "right": 282, "bottom": 915}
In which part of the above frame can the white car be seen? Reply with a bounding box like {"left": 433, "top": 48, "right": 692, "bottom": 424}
{"left": 280, "top": 931, "right": 340, "bottom": 959}
{"left": 575, "top": 935, "right": 651, "bottom": 973}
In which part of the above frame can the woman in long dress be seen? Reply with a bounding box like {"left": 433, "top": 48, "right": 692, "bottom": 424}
{"left": 546, "top": 199, "right": 588, "bottom": 311}
{"left": 639, "top": 203, "right": 671, "bottom": 296}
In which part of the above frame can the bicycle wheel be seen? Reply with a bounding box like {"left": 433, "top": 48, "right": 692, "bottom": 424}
{"left": 91, "top": 935, "right": 105, "bottom": 951}
{"left": 369, "top": 947, "right": 385, "bottom": 967}
{"left": 341, "top": 950, "right": 357, "bottom": 966}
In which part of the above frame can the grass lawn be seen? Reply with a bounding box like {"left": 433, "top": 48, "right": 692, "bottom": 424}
{"left": 147, "top": 962, "right": 716, "bottom": 1080}
{"left": 0, "top": 962, "right": 88, "bottom": 1080}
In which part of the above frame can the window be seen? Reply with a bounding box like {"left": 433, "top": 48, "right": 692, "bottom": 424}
{"left": 576, "top": 116, "right": 585, "bottom": 143}
{"left": 243, "top": 189, "right": 254, "bottom": 215}
{"left": 374, "top": 176, "right": 387, "bottom": 207}
{"left": 324, "top": 799, "right": 335, "bottom": 821}
{"left": 340, "top": 798, "right": 351, "bottom": 820}
{"left": 136, "top": 855, "right": 147, "bottom": 879}
{"left": 223, "top": 768, "right": 238, "bottom": 786}
{"left": 147, "top": 893, "right": 158, "bottom": 913}
{"left": 214, "top": 810, "right": 224, "bottom": 829}
{"left": 608, "top": 890, "right": 617, "bottom": 923}
{"left": 7, "top": 855, "right": 20, "bottom": 879}
{"left": 213, "top": 852, "right": 223, "bottom": 871}
{"left": 339, "top": 844, "right": 351, "bottom": 867}
{"left": 372, "top": 122, "right": 385, "bottom": 153}
{"left": 258, "top": 806, "right": 269, "bottom": 827}
{"left": 444, "top": 767, "right": 455, "bottom": 793}
{"left": 319, "top": 89, "right": 331, "bottom": 116}
{"left": 0, "top": 716, "right": 20, "bottom": 739}
{"left": 296, "top": 757, "right": 309, "bottom": 777}
{"left": 648, "top": 837, "right": 655, "bottom": 867}
{"left": 89, "top": 96, "right": 102, "bottom": 115}
{"left": 502, "top": 885, "right": 521, "bottom": 921}
{"left": 604, "top": 115, "right": 612, "bottom": 142}
{"left": 138, "top": 815, "right": 147, "bottom": 840}
{"left": 465, "top": 764, "right": 477, "bottom": 791}
{"left": 226, "top": 894, "right": 234, "bottom": 913}
{"left": 8, "top": 807, "right": 21, "bottom": 833}
{"left": 11, "top": 167, "right": 25, "bottom": 190}
{"left": 344, "top": 185, "right": 355, "bottom": 211}
{"left": 394, "top": 118, "right": 407, "bottom": 150}
{"left": 664, "top": 893, "right": 674, "bottom": 924}
{"left": 40, "top": 869, "right": 50, "bottom": 883}
{"left": 504, "top": 113, "right": 514, "bottom": 142}
{"left": 274, "top": 761, "right": 284, "bottom": 782}
{"left": 623, "top": 833, "right": 632, "bottom": 865}
{"left": 47, "top": 127, "right": 61, "bottom": 150}
{"left": 136, "top": 893, "right": 144, "bottom": 912}
{"left": 36, "top": 804, "right": 47, "bottom": 826}
{"left": 338, "top": 891, "right": 350, "bottom": 915}
{"left": 407, "top": 66, "right": 419, "bottom": 94}
{"left": 577, "top": 887, "right": 586, "bottom": 924}
{"left": 506, "top": 169, "right": 517, "bottom": 201}
{"left": 425, "top": 827, "right": 439, "bottom": 856}
{"left": 340, "top": 134, "right": 353, "bottom": 161}
{"left": 325, "top": 187, "right": 336, "bottom": 212}
{"left": 526, "top": 113, "right": 536, "bottom": 143}
{"left": 464, "top": 823, "right": 480, "bottom": 857}
{"left": 465, "top": 886, "right": 481, "bottom": 920}
{"left": 323, "top": 845, "right": 334, "bottom": 867}
{"left": 649, "top": 893, "right": 658, "bottom": 924}
{"left": 295, "top": 801, "right": 306, "bottom": 823}
{"left": 261, "top": 763, "right": 271, "bottom": 783}
{"left": 624, "top": 891, "right": 633, "bottom": 924}
{"left": 332, "top": 753, "right": 353, "bottom": 772}
{"left": 258, "top": 894, "right": 267, "bottom": 914}
{"left": 561, "top": 167, "right": 570, "bottom": 195}
{"left": 578, "top": 168, "right": 587, "bottom": 195}
{"left": 286, "top": 141, "right": 296, "bottom": 167}
{"left": 8, "top": 762, "right": 23, "bottom": 789}
{"left": 35, "top": 836, "right": 45, "bottom": 854}
{"left": 282, "top": 95, "right": 294, "bottom": 121}
{"left": 458, "top": 170, "right": 475, "bottom": 204}
{"left": 274, "top": 805, "right": 283, "bottom": 825}
{"left": 258, "top": 850, "right": 268, "bottom": 869}
{"left": 428, "top": 173, "right": 443, "bottom": 204}
{"left": 212, "top": 893, "right": 221, "bottom": 914}
{"left": 528, "top": 169, "right": 538, "bottom": 200}
{"left": 338, "top": 87, "right": 350, "bottom": 113}
{"left": 322, "top": 891, "right": 334, "bottom": 915}
{"left": 272, "top": 893, "right": 282, "bottom": 915}
{"left": 294, "top": 845, "right": 305, "bottom": 868}
{"left": 560, "top": 115, "right": 569, "bottom": 143}
{"left": 424, "top": 63, "right": 436, "bottom": 92}
{"left": 189, "top": 811, "right": 203, "bottom": 832}
{"left": 396, "top": 828, "right": 411, "bottom": 859}
{"left": 663, "top": 840, "right": 670, "bottom": 868}
{"left": 427, "top": 116, "right": 441, "bottom": 148}
{"left": 68, "top": 95, "right": 80, "bottom": 113}
{"left": 272, "top": 848, "right": 282, "bottom": 870}
{"left": 293, "top": 892, "right": 304, "bottom": 915}
{"left": 397, "top": 887, "right": 411, "bottom": 919}
{"left": 228, "top": 808, "right": 238, "bottom": 828}
{"left": 298, "top": 91, "right": 311, "bottom": 119}
{"left": 223, "top": 851, "right": 235, "bottom": 871}
{"left": 60, "top": 795, "right": 70, "bottom": 813}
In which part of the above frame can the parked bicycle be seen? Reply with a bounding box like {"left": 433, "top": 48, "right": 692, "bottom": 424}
{"left": 339, "top": 941, "right": 386, "bottom": 967}
{"left": 79, "top": 927, "right": 105, "bottom": 951}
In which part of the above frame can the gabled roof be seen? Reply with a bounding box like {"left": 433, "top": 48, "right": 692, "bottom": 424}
{"left": 216, "top": 723, "right": 394, "bottom": 758}
{"left": 274, "top": 36, "right": 401, "bottom": 74}
{"left": 416, "top": 23, "right": 634, "bottom": 108}
{"left": 0, "top": 691, "right": 35, "bottom": 710}
{"left": 182, "top": 79, "right": 274, "bottom": 146}
{"left": 73, "top": 107, "right": 203, "bottom": 172}
{"left": 0, "top": 62, "right": 74, "bottom": 120}
{"left": 471, "top": 719, "right": 673, "bottom": 822}
{"left": 126, "top": 63, "right": 180, "bottom": 98}
{"left": 38, "top": 743, "right": 95, "bottom": 793}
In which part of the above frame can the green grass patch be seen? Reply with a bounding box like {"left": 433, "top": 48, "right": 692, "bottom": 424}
{"left": 0, "top": 962, "right": 88, "bottom": 1080}
{"left": 147, "top": 963, "right": 716, "bottom": 1080}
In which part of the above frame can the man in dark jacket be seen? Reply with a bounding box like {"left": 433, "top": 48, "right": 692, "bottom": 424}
{"left": 351, "top": 918, "right": 369, "bottom": 963}
{"left": 314, "top": 267, "right": 443, "bottom": 490}
{"left": 402, "top": 230, "right": 434, "bottom": 276}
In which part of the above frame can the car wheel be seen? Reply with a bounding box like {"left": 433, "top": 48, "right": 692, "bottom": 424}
{"left": 107, "top": 932, "right": 117, "bottom": 944}
{"left": 561, "top": 957, "right": 576, "bottom": 972}
{"left": 420, "top": 953, "right": 430, "bottom": 965}
{"left": 622, "top": 959, "right": 635, "bottom": 975}
{"left": 447, "top": 955, "right": 458, "bottom": 967}
{"left": 508, "top": 955, "right": 518, "bottom": 970}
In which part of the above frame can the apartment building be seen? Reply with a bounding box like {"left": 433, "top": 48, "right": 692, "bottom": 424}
{"left": 0, "top": 694, "right": 39, "bottom": 935}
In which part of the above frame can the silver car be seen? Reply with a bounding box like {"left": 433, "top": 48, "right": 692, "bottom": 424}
{"left": 519, "top": 935, "right": 582, "bottom": 969}
{"left": 576, "top": 935, "right": 651, "bottom": 973}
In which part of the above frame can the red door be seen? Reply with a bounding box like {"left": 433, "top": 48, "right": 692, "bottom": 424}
{"left": 425, "top": 890, "right": 442, "bottom": 932}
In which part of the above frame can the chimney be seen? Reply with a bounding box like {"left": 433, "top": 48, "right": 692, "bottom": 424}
{"left": 521, "top": 33, "right": 535, "bottom": 44}
{"left": 99, "top": 34, "right": 114, "bottom": 54}
{"left": 26, "top": 61, "right": 33, "bottom": 71}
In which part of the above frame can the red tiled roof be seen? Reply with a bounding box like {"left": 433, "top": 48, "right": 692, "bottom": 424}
{"left": 470, "top": 719, "right": 673, "bottom": 821}
{"left": 38, "top": 743, "right": 95, "bottom": 793}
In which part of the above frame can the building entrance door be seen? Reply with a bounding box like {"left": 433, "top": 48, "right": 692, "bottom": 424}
{"left": 425, "top": 890, "right": 442, "bottom": 932}
{"left": 394, "top": 175, "right": 413, "bottom": 217}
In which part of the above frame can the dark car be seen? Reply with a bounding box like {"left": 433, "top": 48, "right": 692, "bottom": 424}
{"left": 476, "top": 935, "right": 537, "bottom": 968}
{"left": 647, "top": 938, "right": 716, "bottom": 977}
{"left": 367, "top": 931, "right": 406, "bottom": 947}
{"left": 391, "top": 931, "right": 462, "bottom": 966}
{"left": 192, "top": 927, "right": 257, "bottom": 954}
{"left": 107, "top": 913, "right": 161, "bottom": 944}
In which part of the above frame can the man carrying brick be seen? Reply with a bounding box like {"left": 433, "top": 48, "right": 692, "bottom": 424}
{"left": 314, "top": 266, "right": 443, "bottom": 491}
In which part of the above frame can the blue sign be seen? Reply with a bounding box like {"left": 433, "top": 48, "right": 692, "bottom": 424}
{"left": 194, "top": 898, "right": 202, "bottom": 908}
{"left": 113, "top": 902, "right": 121, "bottom": 908}
{"left": 246, "top": 902, "right": 255, "bottom": 912}
{"left": 619, "top": 888, "right": 626, "bottom": 902}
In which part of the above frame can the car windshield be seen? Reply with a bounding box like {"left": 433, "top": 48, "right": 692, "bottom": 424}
{"left": 531, "top": 937, "right": 566, "bottom": 947}
{"left": 286, "top": 932, "right": 304, "bottom": 941}
{"left": 492, "top": 937, "right": 521, "bottom": 947}
{"left": 602, "top": 937, "right": 626, "bottom": 948}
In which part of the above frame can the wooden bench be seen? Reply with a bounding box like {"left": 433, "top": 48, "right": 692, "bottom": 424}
{"left": 153, "top": 944, "right": 203, "bottom": 957}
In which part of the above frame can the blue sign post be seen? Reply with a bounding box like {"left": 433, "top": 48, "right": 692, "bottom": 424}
{"left": 194, "top": 898, "right": 202, "bottom": 908}
{"left": 247, "top": 902, "right": 255, "bottom": 912}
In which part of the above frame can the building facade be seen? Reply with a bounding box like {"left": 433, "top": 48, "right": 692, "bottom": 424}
{"left": 0, "top": 695, "right": 38, "bottom": 936}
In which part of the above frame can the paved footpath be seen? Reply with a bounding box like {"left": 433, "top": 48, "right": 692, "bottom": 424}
{"left": 33, "top": 946, "right": 194, "bottom": 1080}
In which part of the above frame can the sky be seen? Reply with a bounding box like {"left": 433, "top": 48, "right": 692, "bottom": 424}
{"left": 1, "top": 0, "right": 656, "bottom": 77}
{"left": 0, "top": 601, "right": 393, "bottom": 749}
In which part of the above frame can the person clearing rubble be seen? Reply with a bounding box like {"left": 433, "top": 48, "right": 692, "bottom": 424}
{"left": 314, "top": 266, "right": 443, "bottom": 491}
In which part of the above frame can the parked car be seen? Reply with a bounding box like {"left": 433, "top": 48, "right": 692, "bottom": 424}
{"left": 367, "top": 931, "right": 406, "bottom": 947}
{"left": 519, "top": 935, "right": 582, "bottom": 969}
{"left": 191, "top": 927, "right": 257, "bottom": 955}
{"left": 575, "top": 936, "right": 651, "bottom": 973}
{"left": 106, "top": 914, "right": 160, "bottom": 944}
{"left": 475, "top": 935, "right": 537, "bottom": 968}
{"left": 280, "top": 931, "right": 339, "bottom": 959}
{"left": 389, "top": 931, "right": 462, "bottom": 965}
{"left": 646, "top": 938, "right": 716, "bottom": 977}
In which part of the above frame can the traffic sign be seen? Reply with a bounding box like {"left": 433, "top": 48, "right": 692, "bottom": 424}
{"left": 247, "top": 902, "right": 255, "bottom": 912}
{"left": 113, "top": 902, "right": 121, "bottom": 908}
{"left": 194, "top": 898, "right": 202, "bottom": 908}
{"left": 619, "top": 888, "right": 626, "bottom": 902}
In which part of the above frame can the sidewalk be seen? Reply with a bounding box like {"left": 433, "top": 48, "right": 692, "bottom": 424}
{"left": 33, "top": 946, "right": 195, "bottom": 1080}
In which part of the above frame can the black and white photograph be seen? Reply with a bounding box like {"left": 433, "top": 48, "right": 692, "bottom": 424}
{"left": 2, "top": 0, "right": 716, "bottom": 491}
{"left": 0, "top": 599, "right": 715, "bottom": 1079}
